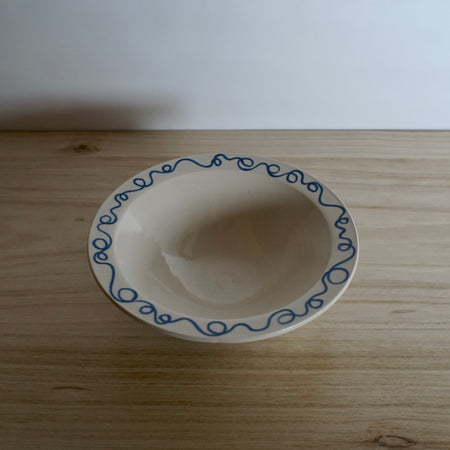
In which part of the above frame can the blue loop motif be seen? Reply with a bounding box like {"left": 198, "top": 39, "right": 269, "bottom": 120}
{"left": 92, "top": 154, "right": 356, "bottom": 337}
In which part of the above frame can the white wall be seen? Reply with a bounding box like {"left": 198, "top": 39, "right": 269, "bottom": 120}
{"left": 0, "top": 0, "right": 449, "bottom": 130}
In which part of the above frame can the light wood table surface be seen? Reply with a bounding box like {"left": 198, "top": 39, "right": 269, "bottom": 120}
{"left": 1, "top": 131, "right": 449, "bottom": 449}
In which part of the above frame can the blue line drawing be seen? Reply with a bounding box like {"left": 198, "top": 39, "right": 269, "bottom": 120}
{"left": 91, "top": 154, "right": 357, "bottom": 337}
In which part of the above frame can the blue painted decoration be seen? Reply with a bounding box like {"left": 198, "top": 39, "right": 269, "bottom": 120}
{"left": 92, "top": 154, "right": 356, "bottom": 337}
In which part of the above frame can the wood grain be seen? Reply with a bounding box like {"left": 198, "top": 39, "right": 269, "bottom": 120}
{"left": 1, "top": 131, "right": 449, "bottom": 449}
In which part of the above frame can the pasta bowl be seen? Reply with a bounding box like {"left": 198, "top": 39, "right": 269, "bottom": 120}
{"left": 89, "top": 154, "right": 358, "bottom": 343}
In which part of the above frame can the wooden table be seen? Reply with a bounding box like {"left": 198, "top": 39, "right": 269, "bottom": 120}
{"left": 1, "top": 131, "right": 449, "bottom": 449}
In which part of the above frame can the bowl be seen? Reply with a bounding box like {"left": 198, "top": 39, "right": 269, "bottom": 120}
{"left": 88, "top": 154, "right": 358, "bottom": 343}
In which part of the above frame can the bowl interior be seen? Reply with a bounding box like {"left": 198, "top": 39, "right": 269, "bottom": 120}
{"left": 114, "top": 169, "right": 331, "bottom": 319}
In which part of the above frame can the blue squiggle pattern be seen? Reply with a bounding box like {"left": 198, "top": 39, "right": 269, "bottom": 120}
{"left": 92, "top": 154, "right": 357, "bottom": 337}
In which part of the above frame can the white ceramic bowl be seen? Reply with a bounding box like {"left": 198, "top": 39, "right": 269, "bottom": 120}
{"left": 89, "top": 154, "right": 358, "bottom": 343}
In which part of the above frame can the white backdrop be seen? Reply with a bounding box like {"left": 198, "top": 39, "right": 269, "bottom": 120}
{"left": 0, "top": 0, "right": 449, "bottom": 130}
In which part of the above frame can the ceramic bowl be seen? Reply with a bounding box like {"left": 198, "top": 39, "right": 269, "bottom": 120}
{"left": 89, "top": 154, "right": 358, "bottom": 343}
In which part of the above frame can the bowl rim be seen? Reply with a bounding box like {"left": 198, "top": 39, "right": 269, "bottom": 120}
{"left": 88, "top": 153, "right": 359, "bottom": 343}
